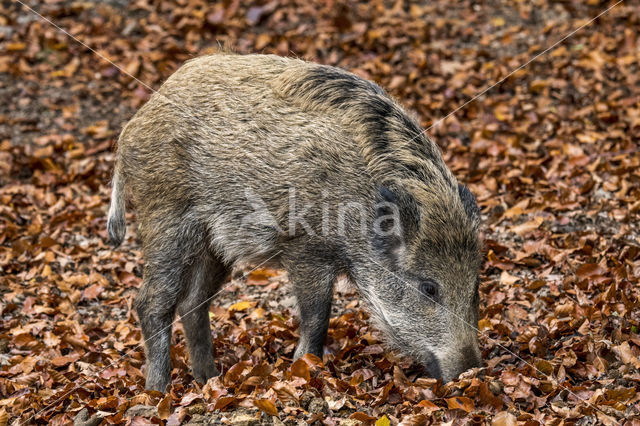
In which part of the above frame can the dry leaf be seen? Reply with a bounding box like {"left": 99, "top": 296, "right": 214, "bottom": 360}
{"left": 612, "top": 342, "right": 640, "bottom": 368}
{"left": 376, "top": 415, "right": 391, "bottom": 426}
{"left": 290, "top": 358, "right": 310, "bottom": 382}
{"left": 512, "top": 217, "right": 544, "bottom": 236}
{"left": 157, "top": 395, "right": 171, "bottom": 420}
{"left": 254, "top": 399, "right": 278, "bottom": 416}
{"left": 491, "top": 411, "right": 517, "bottom": 426}
{"left": 228, "top": 301, "right": 254, "bottom": 312}
{"left": 446, "top": 396, "right": 474, "bottom": 412}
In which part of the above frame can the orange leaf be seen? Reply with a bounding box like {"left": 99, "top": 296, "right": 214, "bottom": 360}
{"left": 478, "top": 318, "right": 492, "bottom": 331}
{"left": 157, "top": 395, "right": 171, "bottom": 420}
{"left": 417, "top": 399, "right": 441, "bottom": 412}
{"left": 350, "top": 412, "right": 377, "bottom": 421}
{"left": 300, "top": 352, "right": 324, "bottom": 367}
{"left": 254, "top": 33, "right": 271, "bottom": 50}
{"left": 291, "top": 358, "right": 310, "bottom": 382}
{"left": 254, "top": 398, "right": 278, "bottom": 416}
{"left": 228, "top": 300, "right": 255, "bottom": 312}
{"left": 213, "top": 396, "right": 235, "bottom": 411}
{"left": 6, "top": 42, "right": 26, "bottom": 51}
{"left": 446, "top": 396, "right": 474, "bottom": 412}
{"left": 246, "top": 268, "right": 279, "bottom": 285}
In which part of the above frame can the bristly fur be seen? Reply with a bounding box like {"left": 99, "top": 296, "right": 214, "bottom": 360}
{"left": 110, "top": 52, "right": 483, "bottom": 391}
{"left": 274, "top": 63, "right": 454, "bottom": 187}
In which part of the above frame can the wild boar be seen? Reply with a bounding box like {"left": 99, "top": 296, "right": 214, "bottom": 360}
{"left": 107, "top": 53, "right": 483, "bottom": 391}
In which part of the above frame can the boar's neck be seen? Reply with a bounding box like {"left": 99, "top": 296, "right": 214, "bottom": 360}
{"left": 273, "top": 62, "right": 458, "bottom": 190}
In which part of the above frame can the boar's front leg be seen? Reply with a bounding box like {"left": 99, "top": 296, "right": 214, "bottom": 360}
{"left": 285, "top": 257, "right": 338, "bottom": 360}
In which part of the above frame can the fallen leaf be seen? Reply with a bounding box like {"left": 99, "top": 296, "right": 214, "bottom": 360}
{"left": 376, "top": 415, "right": 391, "bottom": 426}
{"left": 612, "top": 342, "right": 640, "bottom": 368}
{"left": 228, "top": 301, "right": 255, "bottom": 312}
{"left": 512, "top": 217, "right": 544, "bottom": 236}
{"left": 157, "top": 395, "right": 171, "bottom": 420}
{"left": 290, "top": 358, "right": 310, "bottom": 382}
{"left": 254, "top": 398, "right": 278, "bottom": 416}
{"left": 491, "top": 411, "right": 517, "bottom": 426}
{"left": 446, "top": 396, "right": 474, "bottom": 412}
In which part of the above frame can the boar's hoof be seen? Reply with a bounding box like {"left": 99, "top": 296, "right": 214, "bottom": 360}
{"left": 293, "top": 346, "right": 323, "bottom": 361}
{"left": 193, "top": 364, "right": 219, "bottom": 384}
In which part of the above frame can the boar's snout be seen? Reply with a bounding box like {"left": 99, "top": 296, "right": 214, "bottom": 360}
{"left": 430, "top": 343, "right": 483, "bottom": 383}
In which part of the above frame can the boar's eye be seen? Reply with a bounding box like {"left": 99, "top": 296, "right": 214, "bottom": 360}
{"left": 419, "top": 280, "right": 439, "bottom": 301}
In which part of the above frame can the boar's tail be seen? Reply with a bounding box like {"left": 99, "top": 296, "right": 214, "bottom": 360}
{"left": 107, "top": 169, "right": 126, "bottom": 247}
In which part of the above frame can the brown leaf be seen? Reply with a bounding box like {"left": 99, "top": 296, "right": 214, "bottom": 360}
{"left": 478, "top": 382, "right": 504, "bottom": 410}
{"left": 179, "top": 393, "right": 201, "bottom": 407}
{"left": 576, "top": 263, "right": 606, "bottom": 278}
{"left": 446, "top": 396, "right": 474, "bottom": 412}
{"left": 350, "top": 412, "right": 377, "bottom": 422}
{"left": 82, "top": 283, "right": 104, "bottom": 300}
{"left": 612, "top": 342, "right": 640, "bottom": 368}
{"left": 417, "top": 399, "right": 441, "bottom": 412}
{"left": 290, "top": 358, "right": 310, "bottom": 382}
{"left": 157, "top": 395, "right": 171, "bottom": 420}
{"left": 51, "top": 355, "right": 78, "bottom": 367}
{"left": 253, "top": 398, "right": 278, "bottom": 416}
{"left": 512, "top": 217, "right": 544, "bottom": 236}
{"left": 491, "top": 411, "right": 517, "bottom": 426}
{"left": 213, "top": 396, "right": 235, "bottom": 411}
{"left": 299, "top": 353, "right": 324, "bottom": 367}
{"left": 273, "top": 383, "right": 298, "bottom": 406}
{"left": 0, "top": 408, "right": 7, "bottom": 426}
{"left": 63, "top": 334, "right": 88, "bottom": 349}
{"left": 224, "top": 360, "right": 251, "bottom": 385}
{"left": 125, "top": 59, "right": 141, "bottom": 77}
{"left": 500, "top": 271, "right": 520, "bottom": 285}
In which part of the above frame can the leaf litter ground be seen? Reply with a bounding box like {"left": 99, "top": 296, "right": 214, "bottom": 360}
{"left": 1, "top": 0, "right": 639, "bottom": 425}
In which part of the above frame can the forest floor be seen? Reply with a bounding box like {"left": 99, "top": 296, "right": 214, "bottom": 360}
{"left": 1, "top": 0, "right": 640, "bottom": 425}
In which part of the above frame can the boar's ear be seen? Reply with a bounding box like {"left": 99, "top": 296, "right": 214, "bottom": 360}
{"left": 458, "top": 183, "right": 480, "bottom": 224}
{"left": 373, "top": 185, "right": 421, "bottom": 264}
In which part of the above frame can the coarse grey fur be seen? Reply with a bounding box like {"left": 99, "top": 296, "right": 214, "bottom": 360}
{"left": 107, "top": 53, "right": 483, "bottom": 391}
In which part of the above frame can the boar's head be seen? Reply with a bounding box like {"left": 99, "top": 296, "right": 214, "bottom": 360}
{"left": 361, "top": 180, "right": 483, "bottom": 382}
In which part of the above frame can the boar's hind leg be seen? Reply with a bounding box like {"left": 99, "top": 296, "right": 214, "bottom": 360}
{"left": 286, "top": 260, "right": 337, "bottom": 361}
{"left": 135, "top": 224, "right": 209, "bottom": 392}
{"left": 177, "top": 254, "right": 230, "bottom": 385}
{"left": 135, "top": 265, "right": 180, "bottom": 391}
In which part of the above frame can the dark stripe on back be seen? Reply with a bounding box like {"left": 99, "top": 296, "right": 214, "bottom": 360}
{"left": 282, "top": 64, "right": 447, "bottom": 182}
